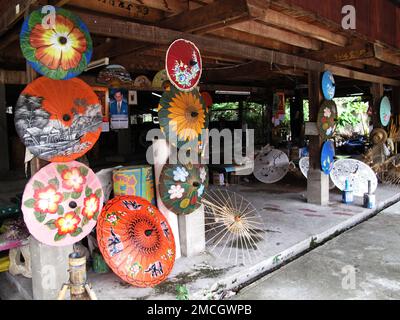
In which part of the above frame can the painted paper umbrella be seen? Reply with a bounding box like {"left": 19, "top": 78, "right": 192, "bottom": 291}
{"left": 15, "top": 77, "right": 102, "bottom": 162}
{"left": 166, "top": 39, "right": 202, "bottom": 92}
{"left": 330, "top": 159, "right": 378, "bottom": 197}
{"left": 152, "top": 69, "right": 170, "bottom": 90}
{"left": 321, "top": 140, "right": 335, "bottom": 175}
{"left": 158, "top": 86, "right": 208, "bottom": 149}
{"left": 254, "top": 148, "right": 289, "bottom": 184}
{"left": 380, "top": 96, "right": 391, "bottom": 127}
{"left": 321, "top": 70, "right": 335, "bottom": 100}
{"left": 97, "top": 64, "right": 132, "bottom": 88}
{"left": 22, "top": 161, "right": 104, "bottom": 247}
{"left": 20, "top": 7, "right": 92, "bottom": 80}
{"left": 97, "top": 196, "right": 175, "bottom": 287}
{"left": 317, "top": 100, "right": 337, "bottom": 140}
{"left": 159, "top": 163, "right": 208, "bottom": 215}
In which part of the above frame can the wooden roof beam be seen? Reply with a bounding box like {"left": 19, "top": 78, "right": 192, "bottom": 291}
{"left": 68, "top": 0, "right": 165, "bottom": 22}
{"left": 158, "top": 0, "right": 254, "bottom": 33}
{"left": 374, "top": 44, "right": 400, "bottom": 66}
{"left": 249, "top": 7, "right": 348, "bottom": 47}
{"left": 79, "top": 12, "right": 400, "bottom": 86}
{"left": 230, "top": 21, "right": 322, "bottom": 50}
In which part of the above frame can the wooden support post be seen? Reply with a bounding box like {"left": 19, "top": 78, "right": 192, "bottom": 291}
{"left": 370, "top": 83, "right": 384, "bottom": 129}
{"left": 290, "top": 89, "right": 304, "bottom": 146}
{"left": 306, "top": 71, "right": 329, "bottom": 205}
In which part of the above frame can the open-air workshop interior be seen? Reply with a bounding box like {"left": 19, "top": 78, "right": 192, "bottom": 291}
{"left": 1, "top": 0, "right": 400, "bottom": 301}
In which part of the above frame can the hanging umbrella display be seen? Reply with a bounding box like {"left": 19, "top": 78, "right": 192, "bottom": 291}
{"left": 97, "top": 196, "right": 175, "bottom": 287}
{"left": 158, "top": 86, "right": 208, "bottom": 149}
{"left": 254, "top": 148, "right": 289, "bottom": 184}
{"left": 321, "top": 71, "right": 335, "bottom": 100}
{"left": 15, "top": 77, "right": 102, "bottom": 162}
{"left": 97, "top": 65, "right": 132, "bottom": 88}
{"left": 202, "top": 188, "right": 265, "bottom": 265}
{"left": 152, "top": 70, "right": 170, "bottom": 90}
{"left": 158, "top": 163, "right": 208, "bottom": 215}
{"left": 330, "top": 159, "right": 378, "bottom": 197}
{"left": 380, "top": 96, "right": 391, "bottom": 127}
{"left": 321, "top": 140, "right": 335, "bottom": 175}
{"left": 20, "top": 7, "right": 92, "bottom": 80}
{"left": 21, "top": 161, "right": 103, "bottom": 247}
{"left": 317, "top": 100, "right": 337, "bottom": 140}
{"left": 166, "top": 39, "right": 202, "bottom": 92}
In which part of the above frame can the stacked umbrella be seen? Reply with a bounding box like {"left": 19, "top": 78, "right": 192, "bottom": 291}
{"left": 17, "top": 7, "right": 177, "bottom": 288}
{"left": 156, "top": 39, "right": 210, "bottom": 217}
{"left": 18, "top": 7, "right": 105, "bottom": 247}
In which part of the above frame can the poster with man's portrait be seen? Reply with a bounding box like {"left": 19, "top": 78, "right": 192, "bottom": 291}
{"left": 109, "top": 88, "right": 129, "bottom": 129}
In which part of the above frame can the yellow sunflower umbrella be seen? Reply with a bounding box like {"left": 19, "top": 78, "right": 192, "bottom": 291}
{"left": 158, "top": 86, "right": 208, "bottom": 149}
{"left": 20, "top": 7, "right": 92, "bottom": 80}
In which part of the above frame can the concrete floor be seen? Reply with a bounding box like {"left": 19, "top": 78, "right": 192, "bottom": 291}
{"left": 1, "top": 174, "right": 400, "bottom": 300}
{"left": 235, "top": 201, "right": 400, "bottom": 300}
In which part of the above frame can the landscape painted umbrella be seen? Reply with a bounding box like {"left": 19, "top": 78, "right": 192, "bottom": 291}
{"left": 22, "top": 161, "right": 103, "bottom": 247}
{"left": 158, "top": 86, "right": 208, "bottom": 149}
{"left": 20, "top": 7, "right": 92, "bottom": 80}
{"left": 97, "top": 196, "right": 176, "bottom": 287}
{"left": 15, "top": 77, "right": 102, "bottom": 162}
{"left": 159, "top": 163, "right": 208, "bottom": 215}
{"left": 166, "top": 39, "right": 202, "bottom": 91}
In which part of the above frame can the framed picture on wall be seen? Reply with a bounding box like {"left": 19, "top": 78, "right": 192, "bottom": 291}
{"left": 128, "top": 90, "right": 138, "bottom": 105}
{"left": 92, "top": 86, "right": 109, "bottom": 119}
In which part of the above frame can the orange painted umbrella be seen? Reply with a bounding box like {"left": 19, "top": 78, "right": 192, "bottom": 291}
{"left": 97, "top": 196, "right": 176, "bottom": 287}
{"left": 15, "top": 77, "right": 102, "bottom": 162}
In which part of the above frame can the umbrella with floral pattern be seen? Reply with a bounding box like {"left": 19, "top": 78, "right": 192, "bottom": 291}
{"left": 158, "top": 163, "right": 208, "bottom": 215}
{"left": 22, "top": 161, "right": 103, "bottom": 247}
{"left": 166, "top": 39, "right": 202, "bottom": 92}
{"left": 158, "top": 86, "right": 208, "bottom": 149}
{"left": 97, "top": 196, "right": 176, "bottom": 287}
{"left": 317, "top": 100, "right": 337, "bottom": 140}
{"left": 20, "top": 7, "right": 92, "bottom": 80}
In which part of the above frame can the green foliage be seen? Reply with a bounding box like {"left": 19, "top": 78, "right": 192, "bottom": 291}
{"left": 210, "top": 102, "right": 239, "bottom": 121}
{"left": 335, "top": 97, "right": 369, "bottom": 135}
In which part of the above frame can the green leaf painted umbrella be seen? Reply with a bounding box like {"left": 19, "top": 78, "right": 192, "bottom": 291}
{"left": 158, "top": 163, "right": 208, "bottom": 215}
{"left": 21, "top": 161, "right": 103, "bottom": 247}
{"left": 158, "top": 86, "right": 208, "bottom": 149}
{"left": 20, "top": 7, "right": 93, "bottom": 80}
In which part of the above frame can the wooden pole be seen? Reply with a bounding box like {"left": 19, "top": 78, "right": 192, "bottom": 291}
{"left": 370, "top": 83, "right": 384, "bottom": 129}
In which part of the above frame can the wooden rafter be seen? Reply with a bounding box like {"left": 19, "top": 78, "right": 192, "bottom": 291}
{"left": 78, "top": 11, "right": 400, "bottom": 85}
{"left": 253, "top": 8, "right": 348, "bottom": 47}
{"left": 230, "top": 20, "right": 322, "bottom": 50}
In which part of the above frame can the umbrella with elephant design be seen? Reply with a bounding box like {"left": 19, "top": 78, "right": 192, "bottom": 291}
{"left": 97, "top": 196, "right": 176, "bottom": 287}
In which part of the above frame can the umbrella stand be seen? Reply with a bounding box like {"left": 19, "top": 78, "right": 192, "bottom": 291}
{"left": 57, "top": 251, "right": 97, "bottom": 300}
